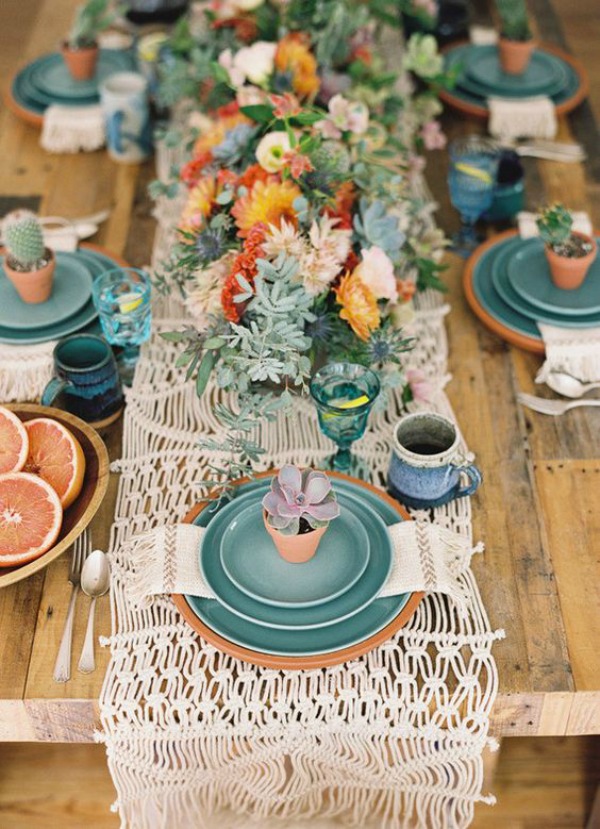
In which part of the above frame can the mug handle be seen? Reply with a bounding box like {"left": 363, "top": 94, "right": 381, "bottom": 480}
{"left": 453, "top": 463, "right": 482, "bottom": 498}
{"left": 41, "top": 377, "right": 71, "bottom": 407}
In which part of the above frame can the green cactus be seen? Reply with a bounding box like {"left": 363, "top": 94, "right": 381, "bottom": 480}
{"left": 69, "top": 0, "right": 122, "bottom": 48}
{"left": 3, "top": 211, "right": 46, "bottom": 270}
{"left": 536, "top": 203, "right": 573, "bottom": 249}
{"left": 495, "top": 0, "right": 532, "bottom": 42}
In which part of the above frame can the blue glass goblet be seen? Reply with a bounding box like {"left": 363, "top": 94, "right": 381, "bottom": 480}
{"left": 448, "top": 136, "right": 499, "bottom": 257}
{"left": 310, "top": 362, "right": 380, "bottom": 474}
{"left": 92, "top": 267, "right": 152, "bottom": 385}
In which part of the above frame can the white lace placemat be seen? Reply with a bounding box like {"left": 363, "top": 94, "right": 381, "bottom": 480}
{"left": 41, "top": 104, "right": 105, "bottom": 154}
{"left": 488, "top": 96, "right": 557, "bottom": 140}
{"left": 97, "top": 198, "right": 503, "bottom": 828}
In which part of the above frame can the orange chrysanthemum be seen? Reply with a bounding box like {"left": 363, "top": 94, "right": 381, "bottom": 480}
{"left": 180, "top": 151, "right": 213, "bottom": 188}
{"left": 180, "top": 176, "right": 218, "bottom": 232}
{"left": 326, "top": 181, "right": 356, "bottom": 230}
{"left": 221, "top": 223, "right": 267, "bottom": 322}
{"left": 275, "top": 34, "right": 320, "bottom": 99}
{"left": 237, "top": 163, "right": 270, "bottom": 190}
{"left": 231, "top": 178, "right": 301, "bottom": 237}
{"left": 193, "top": 112, "right": 250, "bottom": 156}
{"left": 335, "top": 271, "right": 381, "bottom": 341}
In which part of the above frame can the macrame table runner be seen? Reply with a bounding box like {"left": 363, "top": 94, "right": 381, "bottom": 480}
{"left": 95, "top": 169, "right": 504, "bottom": 828}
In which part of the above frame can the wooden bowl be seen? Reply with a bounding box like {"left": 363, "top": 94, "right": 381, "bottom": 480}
{"left": 172, "top": 470, "right": 424, "bottom": 670}
{"left": 0, "top": 403, "right": 109, "bottom": 587}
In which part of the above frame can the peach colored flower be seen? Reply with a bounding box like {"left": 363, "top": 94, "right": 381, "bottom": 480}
{"left": 231, "top": 178, "right": 301, "bottom": 236}
{"left": 180, "top": 176, "right": 217, "bottom": 231}
{"left": 353, "top": 246, "right": 398, "bottom": 301}
{"left": 396, "top": 278, "right": 416, "bottom": 303}
{"left": 335, "top": 271, "right": 381, "bottom": 341}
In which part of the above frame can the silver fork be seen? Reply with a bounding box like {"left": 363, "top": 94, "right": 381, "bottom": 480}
{"left": 518, "top": 392, "right": 600, "bottom": 416}
{"left": 53, "top": 531, "right": 91, "bottom": 683}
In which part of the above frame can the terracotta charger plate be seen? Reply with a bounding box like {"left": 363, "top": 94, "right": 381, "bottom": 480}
{"left": 0, "top": 403, "right": 110, "bottom": 588}
{"left": 439, "top": 41, "right": 589, "bottom": 120}
{"left": 463, "top": 229, "right": 546, "bottom": 354}
{"left": 172, "top": 470, "right": 424, "bottom": 670}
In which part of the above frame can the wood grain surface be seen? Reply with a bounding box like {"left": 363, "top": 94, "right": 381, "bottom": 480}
{"left": 0, "top": 0, "right": 599, "bottom": 742}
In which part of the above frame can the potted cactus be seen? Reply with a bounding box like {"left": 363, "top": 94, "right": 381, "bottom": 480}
{"left": 62, "top": 0, "right": 121, "bottom": 81}
{"left": 2, "top": 211, "right": 55, "bottom": 304}
{"left": 495, "top": 0, "right": 536, "bottom": 75}
{"left": 536, "top": 204, "right": 597, "bottom": 290}
{"left": 262, "top": 466, "right": 341, "bottom": 563}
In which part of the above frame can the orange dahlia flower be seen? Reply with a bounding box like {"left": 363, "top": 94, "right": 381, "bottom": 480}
{"left": 180, "top": 176, "right": 218, "bottom": 232}
{"left": 231, "top": 178, "right": 301, "bottom": 237}
{"left": 275, "top": 34, "right": 320, "bottom": 99}
{"left": 335, "top": 271, "right": 381, "bottom": 341}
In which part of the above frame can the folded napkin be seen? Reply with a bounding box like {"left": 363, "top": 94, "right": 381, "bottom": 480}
{"left": 41, "top": 104, "right": 105, "bottom": 154}
{"left": 469, "top": 26, "right": 498, "bottom": 46}
{"left": 126, "top": 520, "right": 480, "bottom": 612}
{"left": 536, "top": 324, "right": 600, "bottom": 383}
{"left": 488, "top": 96, "right": 557, "bottom": 140}
{"left": 518, "top": 210, "right": 593, "bottom": 239}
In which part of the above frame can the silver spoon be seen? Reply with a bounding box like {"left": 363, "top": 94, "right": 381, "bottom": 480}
{"left": 77, "top": 550, "right": 110, "bottom": 674}
{"left": 544, "top": 371, "right": 600, "bottom": 399}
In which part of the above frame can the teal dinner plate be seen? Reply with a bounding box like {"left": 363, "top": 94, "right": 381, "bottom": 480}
{"left": 508, "top": 240, "right": 600, "bottom": 316}
{"left": 184, "top": 477, "right": 410, "bottom": 656}
{"left": 470, "top": 236, "right": 542, "bottom": 342}
{"left": 29, "top": 50, "right": 134, "bottom": 101}
{"left": 0, "top": 248, "right": 120, "bottom": 345}
{"left": 465, "top": 45, "right": 564, "bottom": 96}
{"left": 444, "top": 44, "right": 581, "bottom": 111}
{"left": 218, "top": 500, "right": 371, "bottom": 608}
{"left": 492, "top": 242, "right": 600, "bottom": 328}
{"left": 0, "top": 255, "right": 92, "bottom": 330}
{"left": 458, "top": 63, "right": 567, "bottom": 100}
{"left": 198, "top": 493, "right": 392, "bottom": 630}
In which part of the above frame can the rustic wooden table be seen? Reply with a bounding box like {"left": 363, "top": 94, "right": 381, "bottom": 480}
{"left": 0, "top": 0, "right": 598, "bottom": 745}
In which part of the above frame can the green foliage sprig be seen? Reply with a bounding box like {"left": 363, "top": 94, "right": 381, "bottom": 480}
{"left": 68, "top": 0, "right": 122, "bottom": 48}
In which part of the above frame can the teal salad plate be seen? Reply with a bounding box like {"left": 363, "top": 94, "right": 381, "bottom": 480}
{"left": 200, "top": 493, "right": 392, "bottom": 630}
{"left": 492, "top": 243, "right": 600, "bottom": 329}
{"left": 0, "top": 255, "right": 92, "bottom": 330}
{"left": 466, "top": 46, "right": 565, "bottom": 96}
{"left": 508, "top": 240, "right": 600, "bottom": 316}
{"left": 443, "top": 44, "right": 582, "bottom": 114}
{"left": 185, "top": 478, "right": 410, "bottom": 658}
{"left": 30, "top": 51, "right": 133, "bottom": 101}
{"left": 218, "top": 500, "right": 371, "bottom": 608}
{"left": 0, "top": 248, "right": 119, "bottom": 345}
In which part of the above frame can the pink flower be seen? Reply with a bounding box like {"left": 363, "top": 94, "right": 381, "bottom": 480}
{"left": 270, "top": 93, "right": 301, "bottom": 118}
{"left": 283, "top": 149, "right": 314, "bottom": 179}
{"left": 420, "top": 120, "right": 447, "bottom": 151}
{"left": 317, "top": 94, "right": 369, "bottom": 139}
{"left": 353, "top": 246, "right": 398, "bottom": 301}
{"left": 413, "top": 0, "right": 437, "bottom": 17}
{"left": 406, "top": 368, "right": 432, "bottom": 403}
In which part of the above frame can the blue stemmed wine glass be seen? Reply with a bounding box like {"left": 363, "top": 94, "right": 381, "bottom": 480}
{"left": 92, "top": 267, "right": 152, "bottom": 385}
{"left": 310, "top": 362, "right": 380, "bottom": 474}
{"left": 448, "top": 136, "right": 499, "bottom": 257}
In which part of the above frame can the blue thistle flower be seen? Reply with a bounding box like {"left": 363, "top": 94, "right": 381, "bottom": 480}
{"left": 195, "top": 226, "right": 230, "bottom": 265}
{"left": 306, "top": 312, "right": 333, "bottom": 344}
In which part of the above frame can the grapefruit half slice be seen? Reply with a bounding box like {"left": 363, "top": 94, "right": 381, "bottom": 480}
{"left": 24, "top": 418, "right": 86, "bottom": 509}
{"left": 0, "top": 472, "right": 63, "bottom": 567}
{"left": 0, "top": 406, "right": 29, "bottom": 474}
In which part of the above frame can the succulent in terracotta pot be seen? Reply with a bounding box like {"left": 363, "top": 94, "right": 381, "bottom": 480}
{"left": 262, "top": 466, "right": 341, "bottom": 563}
{"left": 62, "top": 0, "right": 122, "bottom": 81}
{"left": 2, "top": 211, "right": 55, "bottom": 304}
{"left": 495, "top": 0, "right": 536, "bottom": 75}
{"left": 536, "top": 204, "right": 597, "bottom": 290}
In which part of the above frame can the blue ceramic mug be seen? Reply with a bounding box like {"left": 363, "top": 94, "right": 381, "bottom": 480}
{"left": 100, "top": 71, "right": 152, "bottom": 163}
{"left": 387, "top": 412, "right": 482, "bottom": 509}
{"left": 41, "top": 334, "right": 124, "bottom": 427}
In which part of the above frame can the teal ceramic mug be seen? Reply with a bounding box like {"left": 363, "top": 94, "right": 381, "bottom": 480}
{"left": 41, "top": 334, "right": 124, "bottom": 426}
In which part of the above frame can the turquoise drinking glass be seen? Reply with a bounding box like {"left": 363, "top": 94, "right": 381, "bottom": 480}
{"left": 92, "top": 267, "right": 151, "bottom": 385}
{"left": 310, "top": 363, "right": 380, "bottom": 473}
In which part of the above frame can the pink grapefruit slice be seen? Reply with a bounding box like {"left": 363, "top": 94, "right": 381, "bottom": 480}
{"left": 0, "top": 472, "right": 63, "bottom": 567}
{"left": 0, "top": 406, "right": 29, "bottom": 474}
{"left": 24, "top": 418, "right": 86, "bottom": 509}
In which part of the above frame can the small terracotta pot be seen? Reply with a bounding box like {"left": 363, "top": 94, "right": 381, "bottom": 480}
{"left": 62, "top": 42, "right": 99, "bottom": 81}
{"left": 263, "top": 512, "right": 327, "bottom": 563}
{"left": 4, "top": 249, "right": 56, "bottom": 304}
{"left": 498, "top": 37, "right": 536, "bottom": 75}
{"left": 544, "top": 233, "right": 597, "bottom": 290}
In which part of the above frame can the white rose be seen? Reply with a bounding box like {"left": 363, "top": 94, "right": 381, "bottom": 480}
{"left": 354, "top": 246, "right": 398, "bottom": 301}
{"left": 235, "top": 0, "right": 264, "bottom": 9}
{"left": 234, "top": 41, "right": 277, "bottom": 87}
{"left": 256, "top": 131, "right": 291, "bottom": 173}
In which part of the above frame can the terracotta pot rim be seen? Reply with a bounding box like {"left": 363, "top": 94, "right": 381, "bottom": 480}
{"left": 498, "top": 35, "right": 537, "bottom": 46}
{"left": 262, "top": 509, "right": 319, "bottom": 537}
{"left": 544, "top": 231, "right": 597, "bottom": 260}
{"left": 4, "top": 246, "right": 55, "bottom": 275}
{"left": 61, "top": 40, "right": 98, "bottom": 53}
